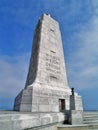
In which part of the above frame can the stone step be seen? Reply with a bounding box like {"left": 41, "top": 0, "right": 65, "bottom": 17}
{"left": 83, "top": 111, "right": 98, "bottom": 125}
{"left": 83, "top": 115, "right": 98, "bottom": 118}
{"left": 83, "top": 120, "right": 98, "bottom": 124}
{"left": 57, "top": 124, "right": 98, "bottom": 130}
{"left": 83, "top": 111, "right": 98, "bottom": 115}
{"left": 83, "top": 117, "right": 98, "bottom": 121}
{"left": 83, "top": 113, "right": 98, "bottom": 116}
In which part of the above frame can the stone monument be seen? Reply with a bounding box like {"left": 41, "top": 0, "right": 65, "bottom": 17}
{"left": 14, "top": 14, "right": 83, "bottom": 114}
{"left": 1, "top": 14, "right": 98, "bottom": 130}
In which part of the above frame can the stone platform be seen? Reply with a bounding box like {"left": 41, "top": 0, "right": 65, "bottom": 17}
{"left": 0, "top": 111, "right": 65, "bottom": 130}
{"left": 0, "top": 111, "right": 98, "bottom": 130}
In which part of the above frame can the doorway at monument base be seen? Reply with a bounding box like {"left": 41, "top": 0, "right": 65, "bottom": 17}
{"left": 14, "top": 83, "right": 83, "bottom": 113}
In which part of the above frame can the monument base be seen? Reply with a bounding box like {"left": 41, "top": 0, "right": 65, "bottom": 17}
{"left": 14, "top": 87, "right": 33, "bottom": 112}
{"left": 14, "top": 83, "right": 83, "bottom": 113}
{"left": 14, "top": 82, "right": 72, "bottom": 112}
{"left": 14, "top": 83, "right": 83, "bottom": 112}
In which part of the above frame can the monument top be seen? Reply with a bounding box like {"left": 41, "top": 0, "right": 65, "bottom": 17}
{"left": 45, "top": 13, "right": 51, "bottom": 16}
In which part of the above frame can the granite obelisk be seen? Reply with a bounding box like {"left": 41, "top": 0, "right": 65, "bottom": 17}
{"left": 14, "top": 14, "right": 83, "bottom": 112}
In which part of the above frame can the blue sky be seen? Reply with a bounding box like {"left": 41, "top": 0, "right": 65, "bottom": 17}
{"left": 0, "top": 0, "right": 98, "bottom": 110}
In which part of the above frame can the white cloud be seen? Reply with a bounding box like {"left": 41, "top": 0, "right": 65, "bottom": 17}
{"left": 67, "top": 16, "right": 98, "bottom": 90}
{"left": 0, "top": 53, "right": 29, "bottom": 98}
